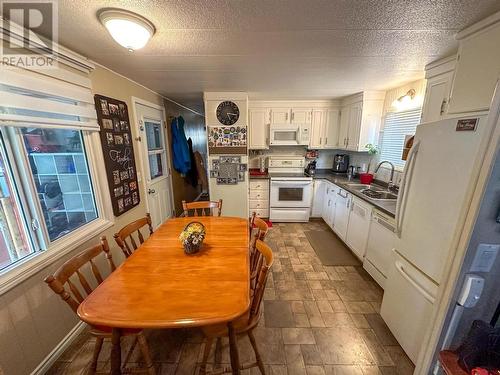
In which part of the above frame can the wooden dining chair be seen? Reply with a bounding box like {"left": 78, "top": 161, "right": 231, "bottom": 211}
{"left": 44, "top": 237, "right": 154, "bottom": 375}
{"left": 182, "top": 199, "right": 223, "bottom": 217}
{"left": 250, "top": 216, "right": 269, "bottom": 278}
{"left": 200, "top": 239, "right": 274, "bottom": 375}
{"left": 248, "top": 212, "right": 257, "bottom": 241}
{"left": 114, "top": 213, "right": 154, "bottom": 258}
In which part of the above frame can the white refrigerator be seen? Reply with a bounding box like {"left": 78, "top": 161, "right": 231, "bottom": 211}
{"left": 380, "top": 105, "right": 499, "bottom": 363}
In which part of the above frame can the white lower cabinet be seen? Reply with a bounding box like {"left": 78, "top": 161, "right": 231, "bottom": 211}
{"left": 332, "top": 188, "right": 350, "bottom": 240}
{"left": 249, "top": 179, "right": 270, "bottom": 218}
{"left": 345, "top": 196, "right": 372, "bottom": 260}
{"left": 322, "top": 182, "right": 337, "bottom": 228}
{"left": 311, "top": 180, "right": 326, "bottom": 217}
{"left": 315, "top": 180, "right": 390, "bottom": 267}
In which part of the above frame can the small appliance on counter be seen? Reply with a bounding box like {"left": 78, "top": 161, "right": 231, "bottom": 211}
{"left": 332, "top": 154, "right": 349, "bottom": 174}
{"left": 305, "top": 160, "right": 317, "bottom": 176}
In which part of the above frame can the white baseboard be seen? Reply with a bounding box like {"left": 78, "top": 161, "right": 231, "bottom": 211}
{"left": 31, "top": 321, "right": 87, "bottom": 375}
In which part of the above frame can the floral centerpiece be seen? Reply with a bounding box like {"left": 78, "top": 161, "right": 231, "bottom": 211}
{"left": 179, "top": 221, "right": 206, "bottom": 254}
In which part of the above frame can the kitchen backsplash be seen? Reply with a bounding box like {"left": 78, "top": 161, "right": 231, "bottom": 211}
{"left": 250, "top": 147, "right": 402, "bottom": 185}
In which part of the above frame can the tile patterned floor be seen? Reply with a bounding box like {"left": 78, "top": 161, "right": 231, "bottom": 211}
{"left": 47, "top": 221, "right": 415, "bottom": 375}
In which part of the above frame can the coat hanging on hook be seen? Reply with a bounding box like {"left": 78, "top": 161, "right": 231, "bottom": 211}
{"left": 171, "top": 116, "right": 191, "bottom": 175}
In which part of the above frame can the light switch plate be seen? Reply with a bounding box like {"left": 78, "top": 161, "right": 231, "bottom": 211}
{"left": 470, "top": 243, "right": 499, "bottom": 273}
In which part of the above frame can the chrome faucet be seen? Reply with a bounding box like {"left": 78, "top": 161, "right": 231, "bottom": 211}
{"left": 374, "top": 161, "right": 396, "bottom": 190}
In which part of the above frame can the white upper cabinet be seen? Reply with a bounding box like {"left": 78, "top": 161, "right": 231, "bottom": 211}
{"left": 337, "top": 91, "right": 385, "bottom": 152}
{"left": 347, "top": 101, "right": 362, "bottom": 151}
{"left": 309, "top": 109, "right": 326, "bottom": 148}
{"left": 249, "top": 108, "right": 270, "bottom": 149}
{"left": 421, "top": 55, "right": 456, "bottom": 123}
{"left": 338, "top": 105, "right": 350, "bottom": 149}
{"left": 324, "top": 109, "right": 340, "bottom": 148}
{"left": 270, "top": 108, "right": 291, "bottom": 125}
{"left": 291, "top": 108, "right": 312, "bottom": 124}
{"left": 448, "top": 19, "right": 500, "bottom": 114}
{"left": 270, "top": 107, "right": 312, "bottom": 125}
{"left": 309, "top": 108, "right": 340, "bottom": 149}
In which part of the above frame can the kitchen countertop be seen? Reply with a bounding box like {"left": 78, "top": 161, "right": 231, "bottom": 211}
{"left": 313, "top": 170, "right": 397, "bottom": 218}
{"left": 249, "top": 173, "right": 270, "bottom": 179}
{"left": 249, "top": 169, "right": 397, "bottom": 217}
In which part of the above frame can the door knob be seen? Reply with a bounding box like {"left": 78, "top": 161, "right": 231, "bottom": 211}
{"left": 148, "top": 188, "right": 156, "bottom": 194}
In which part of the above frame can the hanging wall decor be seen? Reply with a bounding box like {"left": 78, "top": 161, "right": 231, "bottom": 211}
{"left": 207, "top": 125, "right": 247, "bottom": 154}
{"left": 209, "top": 156, "right": 247, "bottom": 185}
{"left": 94, "top": 94, "right": 140, "bottom": 216}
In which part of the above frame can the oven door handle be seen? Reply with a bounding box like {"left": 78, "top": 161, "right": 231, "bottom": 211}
{"left": 271, "top": 181, "right": 312, "bottom": 187}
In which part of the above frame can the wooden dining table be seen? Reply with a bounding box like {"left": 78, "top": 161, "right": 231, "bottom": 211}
{"left": 77, "top": 216, "right": 250, "bottom": 375}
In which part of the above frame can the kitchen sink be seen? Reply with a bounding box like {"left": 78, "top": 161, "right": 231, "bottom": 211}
{"left": 346, "top": 183, "right": 373, "bottom": 191}
{"left": 345, "top": 183, "right": 397, "bottom": 200}
{"left": 361, "top": 189, "right": 398, "bottom": 200}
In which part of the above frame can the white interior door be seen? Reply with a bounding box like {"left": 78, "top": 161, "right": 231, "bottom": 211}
{"left": 136, "top": 103, "right": 173, "bottom": 229}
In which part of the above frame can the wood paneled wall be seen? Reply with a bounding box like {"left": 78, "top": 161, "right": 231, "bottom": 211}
{"left": 164, "top": 100, "right": 207, "bottom": 216}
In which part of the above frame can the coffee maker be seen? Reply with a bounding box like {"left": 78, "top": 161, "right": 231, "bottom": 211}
{"left": 332, "top": 154, "right": 349, "bottom": 174}
{"left": 305, "top": 160, "right": 317, "bottom": 176}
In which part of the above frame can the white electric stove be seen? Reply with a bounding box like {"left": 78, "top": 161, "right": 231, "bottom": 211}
{"left": 268, "top": 156, "right": 313, "bottom": 222}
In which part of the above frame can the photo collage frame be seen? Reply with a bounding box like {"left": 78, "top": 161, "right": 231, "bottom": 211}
{"left": 94, "top": 94, "right": 140, "bottom": 216}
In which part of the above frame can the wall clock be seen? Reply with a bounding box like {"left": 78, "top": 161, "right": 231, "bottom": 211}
{"left": 216, "top": 101, "right": 240, "bottom": 125}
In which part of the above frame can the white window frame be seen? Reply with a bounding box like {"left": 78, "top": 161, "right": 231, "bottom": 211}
{"left": 0, "top": 128, "right": 113, "bottom": 295}
{"left": 378, "top": 108, "right": 422, "bottom": 171}
{"left": 0, "top": 22, "right": 114, "bottom": 294}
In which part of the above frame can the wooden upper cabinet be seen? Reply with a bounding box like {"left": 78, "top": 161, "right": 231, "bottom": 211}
{"left": 338, "top": 92, "right": 385, "bottom": 152}
{"left": 421, "top": 55, "right": 456, "bottom": 123}
{"left": 249, "top": 108, "right": 270, "bottom": 149}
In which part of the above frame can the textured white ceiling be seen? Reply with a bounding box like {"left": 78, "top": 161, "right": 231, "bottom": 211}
{"left": 56, "top": 0, "right": 500, "bottom": 112}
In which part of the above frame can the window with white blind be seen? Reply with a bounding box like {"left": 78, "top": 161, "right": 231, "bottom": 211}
{"left": 379, "top": 108, "right": 422, "bottom": 168}
{"left": 0, "top": 64, "right": 112, "bottom": 284}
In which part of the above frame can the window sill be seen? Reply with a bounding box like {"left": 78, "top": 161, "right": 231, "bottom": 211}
{"left": 0, "top": 218, "right": 114, "bottom": 296}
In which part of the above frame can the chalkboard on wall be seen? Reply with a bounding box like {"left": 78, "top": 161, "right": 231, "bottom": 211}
{"left": 94, "top": 94, "right": 140, "bottom": 216}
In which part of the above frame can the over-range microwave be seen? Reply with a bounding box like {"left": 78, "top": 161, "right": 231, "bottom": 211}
{"left": 269, "top": 124, "right": 310, "bottom": 146}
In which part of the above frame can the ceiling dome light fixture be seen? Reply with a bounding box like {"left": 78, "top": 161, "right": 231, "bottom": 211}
{"left": 98, "top": 9, "right": 155, "bottom": 51}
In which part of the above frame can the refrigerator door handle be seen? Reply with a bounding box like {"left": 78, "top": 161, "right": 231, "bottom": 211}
{"left": 395, "top": 140, "right": 420, "bottom": 237}
{"left": 395, "top": 259, "right": 435, "bottom": 304}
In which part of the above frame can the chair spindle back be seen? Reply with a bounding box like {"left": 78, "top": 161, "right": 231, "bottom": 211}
{"left": 182, "top": 199, "right": 223, "bottom": 217}
{"left": 114, "top": 213, "right": 154, "bottom": 258}
{"left": 44, "top": 237, "right": 115, "bottom": 314}
{"left": 249, "top": 240, "right": 274, "bottom": 323}
{"left": 250, "top": 216, "right": 269, "bottom": 277}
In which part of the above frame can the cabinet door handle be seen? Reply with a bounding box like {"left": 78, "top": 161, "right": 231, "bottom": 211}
{"left": 291, "top": 112, "right": 294, "bottom": 121}
{"left": 285, "top": 112, "right": 288, "bottom": 121}
{"left": 325, "top": 137, "right": 328, "bottom": 145}
{"left": 319, "top": 137, "right": 322, "bottom": 145}
{"left": 440, "top": 98, "right": 447, "bottom": 115}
